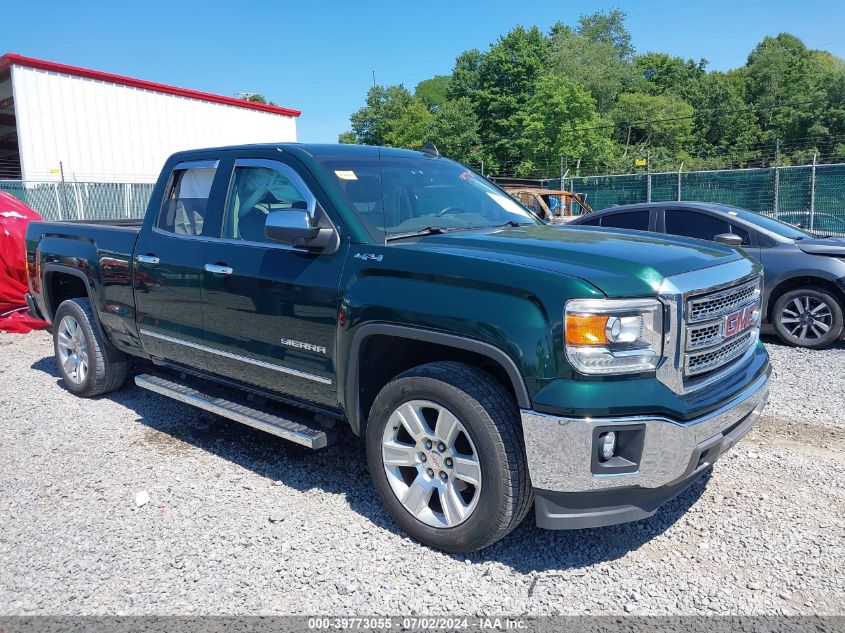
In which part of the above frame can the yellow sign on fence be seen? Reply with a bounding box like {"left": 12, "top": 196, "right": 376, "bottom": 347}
{"left": 635, "top": 158, "right": 647, "bottom": 167}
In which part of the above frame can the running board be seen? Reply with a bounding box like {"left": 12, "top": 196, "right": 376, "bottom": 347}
{"left": 134, "top": 373, "right": 333, "bottom": 449}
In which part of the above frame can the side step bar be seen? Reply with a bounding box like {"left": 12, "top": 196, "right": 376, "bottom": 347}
{"left": 134, "top": 374, "right": 333, "bottom": 449}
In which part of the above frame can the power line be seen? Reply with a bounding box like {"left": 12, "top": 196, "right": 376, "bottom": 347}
{"left": 562, "top": 98, "right": 832, "bottom": 134}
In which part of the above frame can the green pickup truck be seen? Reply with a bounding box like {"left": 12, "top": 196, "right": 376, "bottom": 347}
{"left": 25, "top": 144, "right": 771, "bottom": 552}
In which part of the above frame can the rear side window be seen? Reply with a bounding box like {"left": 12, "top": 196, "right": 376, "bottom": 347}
{"left": 665, "top": 210, "right": 731, "bottom": 242}
{"left": 578, "top": 217, "right": 601, "bottom": 226}
{"left": 157, "top": 164, "right": 217, "bottom": 236}
{"left": 600, "top": 210, "right": 649, "bottom": 231}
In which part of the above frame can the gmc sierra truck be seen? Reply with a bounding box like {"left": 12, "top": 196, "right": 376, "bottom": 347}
{"left": 24, "top": 144, "right": 771, "bottom": 552}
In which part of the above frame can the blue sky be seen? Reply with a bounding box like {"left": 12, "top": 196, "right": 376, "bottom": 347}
{"left": 5, "top": 0, "right": 845, "bottom": 143}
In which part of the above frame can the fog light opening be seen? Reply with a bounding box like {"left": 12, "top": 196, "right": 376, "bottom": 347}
{"left": 599, "top": 431, "right": 617, "bottom": 462}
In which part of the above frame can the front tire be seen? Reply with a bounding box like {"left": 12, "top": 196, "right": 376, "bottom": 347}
{"left": 53, "top": 298, "right": 127, "bottom": 397}
{"left": 772, "top": 288, "right": 843, "bottom": 348}
{"left": 365, "top": 361, "right": 532, "bottom": 553}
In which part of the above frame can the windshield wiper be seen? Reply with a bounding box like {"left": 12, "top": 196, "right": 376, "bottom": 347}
{"left": 386, "top": 226, "right": 462, "bottom": 241}
{"left": 496, "top": 220, "right": 533, "bottom": 227}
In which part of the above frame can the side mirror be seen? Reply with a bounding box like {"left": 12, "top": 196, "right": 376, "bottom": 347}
{"left": 265, "top": 210, "right": 320, "bottom": 244}
{"left": 714, "top": 233, "right": 743, "bottom": 246}
{"left": 265, "top": 208, "right": 338, "bottom": 252}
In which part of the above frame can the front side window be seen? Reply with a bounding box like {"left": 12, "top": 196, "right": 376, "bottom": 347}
{"left": 223, "top": 164, "right": 311, "bottom": 243}
{"left": 665, "top": 210, "right": 732, "bottom": 242}
{"left": 728, "top": 223, "right": 751, "bottom": 245}
{"left": 157, "top": 165, "right": 217, "bottom": 236}
{"left": 314, "top": 155, "right": 541, "bottom": 241}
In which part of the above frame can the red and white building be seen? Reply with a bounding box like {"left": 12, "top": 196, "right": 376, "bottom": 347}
{"left": 0, "top": 53, "right": 301, "bottom": 182}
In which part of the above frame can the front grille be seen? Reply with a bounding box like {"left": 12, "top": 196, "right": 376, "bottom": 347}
{"left": 686, "top": 331, "right": 754, "bottom": 376}
{"left": 688, "top": 280, "right": 758, "bottom": 323}
{"left": 682, "top": 276, "right": 761, "bottom": 381}
{"left": 687, "top": 322, "right": 721, "bottom": 350}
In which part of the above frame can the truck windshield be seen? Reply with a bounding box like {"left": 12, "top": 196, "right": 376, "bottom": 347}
{"left": 315, "top": 154, "right": 541, "bottom": 241}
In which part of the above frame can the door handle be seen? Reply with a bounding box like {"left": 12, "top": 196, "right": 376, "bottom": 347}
{"left": 136, "top": 254, "right": 159, "bottom": 264}
{"left": 204, "top": 263, "right": 233, "bottom": 275}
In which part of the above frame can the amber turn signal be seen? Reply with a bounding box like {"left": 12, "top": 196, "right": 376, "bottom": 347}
{"left": 565, "top": 314, "right": 610, "bottom": 345}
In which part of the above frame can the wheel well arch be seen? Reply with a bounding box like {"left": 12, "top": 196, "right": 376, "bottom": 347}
{"left": 43, "top": 266, "right": 92, "bottom": 320}
{"left": 345, "top": 324, "right": 531, "bottom": 436}
{"left": 765, "top": 275, "right": 845, "bottom": 321}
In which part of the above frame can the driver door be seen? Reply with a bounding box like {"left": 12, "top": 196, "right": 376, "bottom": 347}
{"left": 199, "top": 157, "right": 347, "bottom": 409}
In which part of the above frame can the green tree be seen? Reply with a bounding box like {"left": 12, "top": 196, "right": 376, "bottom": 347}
{"left": 341, "top": 84, "right": 415, "bottom": 145}
{"left": 610, "top": 92, "right": 694, "bottom": 153}
{"left": 415, "top": 75, "right": 451, "bottom": 111}
{"left": 632, "top": 53, "right": 707, "bottom": 98}
{"left": 428, "top": 97, "right": 482, "bottom": 164}
{"left": 548, "top": 23, "right": 634, "bottom": 113}
{"left": 743, "top": 34, "right": 831, "bottom": 147}
{"left": 685, "top": 71, "right": 763, "bottom": 167}
{"left": 476, "top": 26, "right": 549, "bottom": 167}
{"left": 241, "top": 93, "right": 278, "bottom": 106}
{"left": 338, "top": 131, "right": 357, "bottom": 144}
{"left": 447, "top": 49, "right": 483, "bottom": 100}
{"left": 383, "top": 98, "right": 433, "bottom": 149}
{"left": 520, "top": 74, "right": 614, "bottom": 175}
{"left": 576, "top": 8, "right": 633, "bottom": 59}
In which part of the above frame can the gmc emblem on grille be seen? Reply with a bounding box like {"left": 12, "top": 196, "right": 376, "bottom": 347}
{"left": 724, "top": 305, "right": 757, "bottom": 338}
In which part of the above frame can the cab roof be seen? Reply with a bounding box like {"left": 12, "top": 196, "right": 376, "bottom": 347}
{"left": 174, "top": 143, "right": 436, "bottom": 160}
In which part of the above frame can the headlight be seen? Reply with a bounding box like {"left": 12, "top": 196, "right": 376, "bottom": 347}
{"left": 565, "top": 298, "right": 664, "bottom": 375}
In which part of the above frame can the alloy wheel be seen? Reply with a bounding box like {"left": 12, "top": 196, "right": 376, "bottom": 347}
{"left": 779, "top": 295, "right": 833, "bottom": 342}
{"left": 381, "top": 399, "right": 482, "bottom": 528}
{"left": 56, "top": 315, "right": 89, "bottom": 384}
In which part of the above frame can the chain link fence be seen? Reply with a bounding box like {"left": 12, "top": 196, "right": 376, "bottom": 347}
{"left": 554, "top": 163, "right": 845, "bottom": 235}
{"left": 0, "top": 181, "right": 154, "bottom": 221}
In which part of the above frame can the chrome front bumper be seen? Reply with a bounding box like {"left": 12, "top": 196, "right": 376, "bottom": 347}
{"left": 521, "top": 368, "right": 770, "bottom": 493}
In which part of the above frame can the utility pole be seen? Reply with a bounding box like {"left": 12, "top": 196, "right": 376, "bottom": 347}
{"left": 646, "top": 150, "right": 652, "bottom": 203}
{"left": 773, "top": 139, "right": 780, "bottom": 214}
{"left": 678, "top": 162, "right": 683, "bottom": 202}
{"left": 560, "top": 156, "right": 564, "bottom": 190}
{"left": 810, "top": 151, "right": 818, "bottom": 231}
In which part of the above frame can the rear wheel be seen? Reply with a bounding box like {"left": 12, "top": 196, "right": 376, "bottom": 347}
{"left": 365, "top": 361, "right": 532, "bottom": 553}
{"left": 52, "top": 298, "right": 127, "bottom": 396}
{"left": 772, "top": 288, "right": 843, "bottom": 348}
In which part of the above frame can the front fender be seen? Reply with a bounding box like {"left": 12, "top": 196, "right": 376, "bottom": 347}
{"left": 335, "top": 248, "right": 603, "bottom": 429}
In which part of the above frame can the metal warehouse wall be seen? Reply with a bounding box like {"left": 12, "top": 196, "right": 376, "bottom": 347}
{"left": 11, "top": 65, "right": 297, "bottom": 182}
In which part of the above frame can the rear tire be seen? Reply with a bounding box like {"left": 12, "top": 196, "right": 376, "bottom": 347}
{"left": 52, "top": 298, "right": 127, "bottom": 397}
{"left": 365, "top": 361, "right": 532, "bottom": 553}
{"left": 772, "top": 288, "right": 843, "bottom": 349}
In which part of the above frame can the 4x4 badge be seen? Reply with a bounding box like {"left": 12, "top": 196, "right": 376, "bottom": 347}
{"left": 354, "top": 252, "right": 383, "bottom": 262}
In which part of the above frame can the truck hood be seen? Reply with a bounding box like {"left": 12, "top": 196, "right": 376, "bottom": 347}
{"left": 400, "top": 225, "right": 745, "bottom": 297}
{"left": 795, "top": 236, "right": 845, "bottom": 256}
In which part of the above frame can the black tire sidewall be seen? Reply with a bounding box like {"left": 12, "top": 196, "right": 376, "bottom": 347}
{"left": 53, "top": 300, "right": 98, "bottom": 395}
{"left": 773, "top": 288, "right": 844, "bottom": 348}
{"left": 366, "top": 375, "right": 510, "bottom": 553}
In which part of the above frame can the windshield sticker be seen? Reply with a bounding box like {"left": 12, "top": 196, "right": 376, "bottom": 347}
{"left": 334, "top": 170, "right": 358, "bottom": 181}
{"left": 459, "top": 169, "right": 474, "bottom": 181}
{"left": 486, "top": 192, "right": 528, "bottom": 215}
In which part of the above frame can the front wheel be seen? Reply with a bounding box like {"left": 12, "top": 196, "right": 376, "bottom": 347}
{"left": 365, "top": 361, "right": 532, "bottom": 553}
{"left": 772, "top": 288, "right": 843, "bottom": 349}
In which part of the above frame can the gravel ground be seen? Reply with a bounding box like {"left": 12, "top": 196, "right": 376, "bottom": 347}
{"left": 0, "top": 330, "right": 843, "bottom": 616}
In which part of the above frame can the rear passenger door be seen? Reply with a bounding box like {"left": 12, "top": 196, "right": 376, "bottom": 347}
{"left": 199, "top": 157, "right": 347, "bottom": 409}
{"left": 134, "top": 159, "right": 227, "bottom": 369}
{"left": 661, "top": 209, "right": 760, "bottom": 261}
